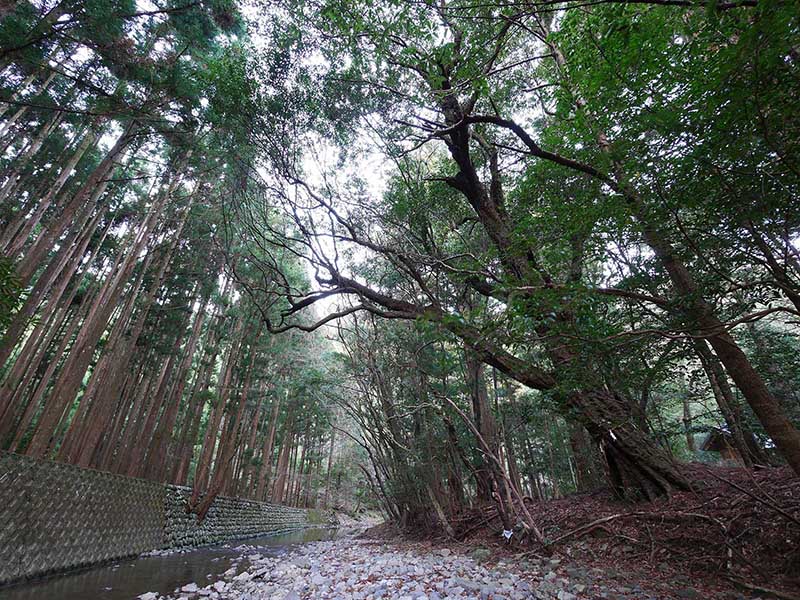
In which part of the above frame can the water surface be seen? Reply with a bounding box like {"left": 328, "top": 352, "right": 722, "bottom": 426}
{"left": 0, "top": 527, "right": 340, "bottom": 600}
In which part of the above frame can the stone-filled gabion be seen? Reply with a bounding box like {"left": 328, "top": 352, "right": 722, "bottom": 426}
{"left": 0, "top": 451, "right": 164, "bottom": 585}
{"left": 164, "top": 485, "right": 308, "bottom": 550}
{"left": 0, "top": 451, "right": 308, "bottom": 585}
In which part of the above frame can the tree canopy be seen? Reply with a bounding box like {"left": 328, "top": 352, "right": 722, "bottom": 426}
{"left": 0, "top": 0, "right": 798, "bottom": 574}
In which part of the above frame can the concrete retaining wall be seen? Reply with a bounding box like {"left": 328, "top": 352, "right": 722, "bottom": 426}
{"left": 0, "top": 451, "right": 308, "bottom": 585}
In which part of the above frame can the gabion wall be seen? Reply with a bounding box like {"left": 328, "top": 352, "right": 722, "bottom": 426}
{"left": 0, "top": 451, "right": 164, "bottom": 584}
{"left": 0, "top": 451, "right": 308, "bottom": 586}
{"left": 165, "top": 486, "right": 309, "bottom": 549}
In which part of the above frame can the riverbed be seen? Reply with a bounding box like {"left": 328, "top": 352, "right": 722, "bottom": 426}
{"left": 0, "top": 528, "right": 340, "bottom": 600}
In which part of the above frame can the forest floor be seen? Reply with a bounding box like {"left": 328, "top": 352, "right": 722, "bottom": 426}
{"left": 417, "top": 464, "right": 799, "bottom": 600}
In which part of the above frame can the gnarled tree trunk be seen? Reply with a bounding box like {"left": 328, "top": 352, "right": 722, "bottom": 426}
{"left": 573, "top": 389, "right": 690, "bottom": 500}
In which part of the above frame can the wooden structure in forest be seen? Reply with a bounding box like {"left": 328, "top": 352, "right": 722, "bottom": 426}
{"left": 700, "top": 428, "right": 745, "bottom": 464}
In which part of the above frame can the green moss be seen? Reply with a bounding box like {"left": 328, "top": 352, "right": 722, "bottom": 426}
{"left": 305, "top": 509, "right": 328, "bottom": 525}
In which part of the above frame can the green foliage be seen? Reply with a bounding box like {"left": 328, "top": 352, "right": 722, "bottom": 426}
{"left": 0, "top": 256, "right": 22, "bottom": 332}
{"left": 0, "top": 2, "right": 48, "bottom": 66}
{"left": 2, "top": 0, "right": 799, "bottom": 522}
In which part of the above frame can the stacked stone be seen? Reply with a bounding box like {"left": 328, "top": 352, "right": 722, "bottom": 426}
{"left": 0, "top": 451, "right": 165, "bottom": 585}
{"left": 0, "top": 452, "right": 309, "bottom": 584}
{"left": 163, "top": 486, "right": 308, "bottom": 550}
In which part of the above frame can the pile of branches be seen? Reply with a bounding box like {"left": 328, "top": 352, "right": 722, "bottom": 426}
{"left": 454, "top": 465, "right": 800, "bottom": 598}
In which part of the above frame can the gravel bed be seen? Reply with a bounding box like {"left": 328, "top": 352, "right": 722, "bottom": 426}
{"left": 140, "top": 537, "right": 725, "bottom": 600}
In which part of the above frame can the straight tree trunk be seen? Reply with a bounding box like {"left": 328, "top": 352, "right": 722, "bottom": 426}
{"left": 98, "top": 361, "right": 147, "bottom": 471}
{"left": 0, "top": 109, "right": 64, "bottom": 216}
{"left": 693, "top": 339, "right": 768, "bottom": 466}
{"left": 15, "top": 121, "right": 138, "bottom": 285}
{"left": 272, "top": 413, "right": 295, "bottom": 503}
{"left": 442, "top": 414, "right": 467, "bottom": 513}
{"left": 24, "top": 153, "right": 184, "bottom": 458}
{"left": 238, "top": 388, "right": 265, "bottom": 497}
{"left": 12, "top": 296, "right": 93, "bottom": 451}
{"left": 170, "top": 298, "right": 227, "bottom": 484}
{"left": 683, "top": 386, "right": 696, "bottom": 453}
{"left": 256, "top": 393, "right": 282, "bottom": 500}
{"left": 0, "top": 70, "right": 57, "bottom": 142}
{"left": 639, "top": 217, "right": 800, "bottom": 474}
{"left": 0, "top": 69, "right": 37, "bottom": 121}
{"left": 124, "top": 356, "right": 174, "bottom": 477}
{"left": 190, "top": 311, "right": 246, "bottom": 505}
{"left": 0, "top": 215, "right": 110, "bottom": 444}
{"left": 463, "top": 349, "right": 499, "bottom": 500}
{"left": 0, "top": 209, "right": 105, "bottom": 422}
{"left": 147, "top": 293, "right": 210, "bottom": 482}
{"left": 194, "top": 330, "right": 259, "bottom": 519}
{"left": 324, "top": 426, "right": 335, "bottom": 507}
{"left": 0, "top": 183, "right": 112, "bottom": 371}
{"left": 6, "top": 124, "right": 98, "bottom": 259}
{"left": 567, "top": 423, "right": 600, "bottom": 492}
{"left": 58, "top": 246, "right": 158, "bottom": 464}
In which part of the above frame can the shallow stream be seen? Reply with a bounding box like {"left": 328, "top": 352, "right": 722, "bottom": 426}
{"left": 0, "top": 527, "right": 340, "bottom": 600}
